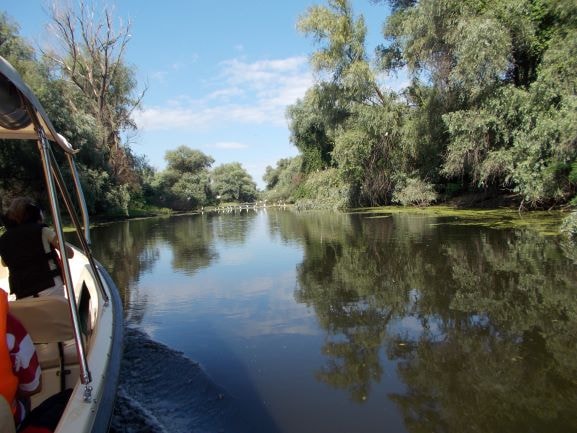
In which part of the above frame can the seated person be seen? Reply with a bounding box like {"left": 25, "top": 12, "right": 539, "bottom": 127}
{"left": 0, "top": 197, "right": 73, "bottom": 299}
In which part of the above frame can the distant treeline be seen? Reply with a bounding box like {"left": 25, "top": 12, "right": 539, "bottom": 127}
{"left": 1, "top": 0, "right": 576, "bottom": 222}
{"left": 0, "top": 7, "right": 257, "bottom": 218}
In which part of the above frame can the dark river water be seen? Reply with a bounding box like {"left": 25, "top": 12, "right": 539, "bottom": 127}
{"left": 87, "top": 208, "right": 577, "bottom": 433}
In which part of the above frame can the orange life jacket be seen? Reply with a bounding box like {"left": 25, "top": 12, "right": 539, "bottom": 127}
{"left": 0, "top": 290, "right": 18, "bottom": 415}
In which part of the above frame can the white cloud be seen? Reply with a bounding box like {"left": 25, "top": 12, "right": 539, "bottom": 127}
{"left": 135, "top": 55, "right": 313, "bottom": 132}
{"left": 207, "top": 87, "right": 245, "bottom": 101}
{"left": 211, "top": 141, "right": 248, "bottom": 149}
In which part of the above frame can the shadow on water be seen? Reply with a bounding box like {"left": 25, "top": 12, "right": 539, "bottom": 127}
{"left": 110, "top": 326, "right": 281, "bottom": 433}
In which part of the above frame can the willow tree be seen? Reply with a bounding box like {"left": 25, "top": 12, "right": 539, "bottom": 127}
{"left": 286, "top": 82, "right": 347, "bottom": 173}
{"left": 293, "top": 0, "right": 413, "bottom": 206}
{"left": 379, "top": 0, "right": 577, "bottom": 207}
{"left": 42, "top": 1, "right": 145, "bottom": 189}
{"left": 298, "top": 0, "right": 385, "bottom": 104}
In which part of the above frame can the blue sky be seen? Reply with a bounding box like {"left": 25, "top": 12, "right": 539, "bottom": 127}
{"left": 3, "top": 1, "right": 404, "bottom": 189}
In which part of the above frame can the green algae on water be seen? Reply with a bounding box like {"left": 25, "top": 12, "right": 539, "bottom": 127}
{"left": 349, "top": 206, "right": 568, "bottom": 236}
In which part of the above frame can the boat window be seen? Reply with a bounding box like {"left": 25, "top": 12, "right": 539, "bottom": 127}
{"left": 0, "top": 75, "right": 31, "bottom": 130}
{"left": 78, "top": 283, "right": 92, "bottom": 337}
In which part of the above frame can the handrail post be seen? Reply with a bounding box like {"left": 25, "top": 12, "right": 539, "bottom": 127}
{"left": 37, "top": 128, "right": 92, "bottom": 385}
{"left": 47, "top": 149, "right": 109, "bottom": 304}
{"left": 67, "top": 153, "right": 91, "bottom": 246}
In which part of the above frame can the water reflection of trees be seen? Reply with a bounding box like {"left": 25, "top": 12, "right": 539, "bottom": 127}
{"left": 89, "top": 214, "right": 222, "bottom": 310}
{"left": 165, "top": 214, "right": 218, "bottom": 275}
{"left": 287, "top": 210, "right": 577, "bottom": 432}
{"left": 89, "top": 219, "right": 161, "bottom": 305}
{"left": 88, "top": 212, "right": 260, "bottom": 318}
{"left": 212, "top": 211, "right": 258, "bottom": 245}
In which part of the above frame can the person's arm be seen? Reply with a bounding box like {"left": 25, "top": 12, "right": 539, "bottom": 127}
{"left": 7, "top": 314, "right": 42, "bottom": 397}
{"left": 45, "top": 227, "right": 74, "bottom": 258}
{"left": 49, "top": 237, "right": 75, "bottom": 259}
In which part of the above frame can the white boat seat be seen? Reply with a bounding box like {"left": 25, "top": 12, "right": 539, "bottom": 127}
{"left": 8, "top": 296, "right": 79, "bottom": 393}
{"left": 33, "top": 340, "right": 78, "bottom": 369}
{"left": 8, "top": 296, "right": 74, "bottom": 343}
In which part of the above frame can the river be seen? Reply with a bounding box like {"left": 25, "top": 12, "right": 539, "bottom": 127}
{"left": 87, "top": 208, "right": 577, "bottom": 433}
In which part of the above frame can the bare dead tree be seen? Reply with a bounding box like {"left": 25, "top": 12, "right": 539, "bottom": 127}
{"left": 42, "top": 1, "right": 146, "bottom": 187}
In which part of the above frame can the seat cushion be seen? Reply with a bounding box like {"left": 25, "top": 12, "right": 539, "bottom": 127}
{"left": 34, "top": 340, "right": 78, "bottom": 369}
{"left": 9, "top": 297, "right": 74, "bottom": 343}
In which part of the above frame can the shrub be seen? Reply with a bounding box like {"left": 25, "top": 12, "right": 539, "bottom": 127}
{"left": 560, "top": 211, "right": 577, "bottom": 240}
{"left": 392, "top": 177, "right": 438, "bottom": 207}
{"left": 293, "top": 169, "right": 351, "bottom": 210}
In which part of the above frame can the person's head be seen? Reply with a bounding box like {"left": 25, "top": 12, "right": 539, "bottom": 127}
{"left": 4, "top": 197, "right": 43, "bottom": 225}
{"left": 25, "top": 202, "right": 43, "bottom": 224}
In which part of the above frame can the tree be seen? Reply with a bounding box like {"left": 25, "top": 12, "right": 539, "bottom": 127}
{"left": 42, "top": 1, "right": 145, "bottom": 189}
{"left": 262, "top": 156, "right": 304, "bottom": 203}
{"left": 263, "top": 158, "right": 292, "bottom": 190}
{"left": 438, "top": 1, "right": 577, "bottom": 206}
{"left": 332, "top": 97, "right": 406, "bottom": 205}
{"left": 374, "top": 0, "right": 577, "bottom": 207}
{"left": 153, "top": 146, "right": 214, "bottom": 210}
{"left": 211, "top": 163, "right": 257, "bottom": 203}
{"left": 287, "top": 84, "right": 345, "bottom": 173}
{"left": 291, "top": 0, "right": 411, "bottom": 207}
{"left": 0, "top": 13, "right": 39, "bottom": 84}
{"left": 298, "top": 0, "right": 385, "bottom": 104}
{"left": 165, "top": 146, "right": 214, "bottom": 174}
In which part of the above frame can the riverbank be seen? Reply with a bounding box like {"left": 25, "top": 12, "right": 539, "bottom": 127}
{"left": 84, "top": 195, "right": 577, "bottom": 240}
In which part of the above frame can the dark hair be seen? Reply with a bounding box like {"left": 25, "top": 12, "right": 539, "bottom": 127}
{"left": 1, "top": 212, "right": 17, "bottom": 228}
{"left": 4, "top": 197, "right": 43, "bottom": 225}
{"left": 24, "top": 203, "right": 43, "bottom": 224}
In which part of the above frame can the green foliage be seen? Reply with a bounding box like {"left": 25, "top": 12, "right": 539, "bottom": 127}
{"left": 211, "top": 162, "right": 258, "bottom": 203}
{"left": 165, "top": 146, "right": 214, "bottom": 173}
{"left": 298, "top": 0, "right": 373, "bottom": 100}
{"left": 0, "top": 10, "right": 267, "bottom": 218}
{"left": 43, "top": 3, "right": 145, "bottom": 189}
{"left": 151, "top": 147, "right": 214, "bottom": 211}
{"left": 171, "top": 171, "right": 211, "bottom": 210}
{"left": 263, "top": 158, "right": 290, "bottom": 190}
{"left": 293, "top": 168, "right": 350, "bottom": 210}
{"left": 262, "top": 156, "right": 303, "bottom": 203}
{"left": 569, "top": 163, "right": 577, "bottom": 185}
{"left": 291, "top": 0, "right": 389, "bottom": 189}
{"left": 400, "top": 84, "right": 447, "bottom": 182}
{"left": 448, "top": 16, "right": 512, "bottom": 99}
{"left": 560, "top": 211, "right": 577, "bottom": 240}
{"left": 287, "top": 84, "right": 349, "bottom": 173}
{"left": 0, "top": 15, "right": 49, "bottom": 203}
{"left": 0, "top": 13, "right": 38, "bottom": 84}
{"left": 332, "top": 100, "right": 406, "bottom": 205}
{"left": 78, "top": 166, "right": 118, "bottom": 214}
{"left": 396, "top": 0, "right": 577, "bottom": 208}
{"left": 0, "top": 9, "right": 148, "bottom": 217}
{"left": 392, "top": 175, "right": 438, "bottom": 207}
{"left": 3, "top": 0, "right": 577, "bottom": 214}
{"left": 105, "top": 184, "right": 131, "bottom": 217}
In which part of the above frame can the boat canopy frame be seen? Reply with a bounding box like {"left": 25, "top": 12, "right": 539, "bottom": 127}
{"left": 0, "top": 55, "right": 110, "bottom": 393}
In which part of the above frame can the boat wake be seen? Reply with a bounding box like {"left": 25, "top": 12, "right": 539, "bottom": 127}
{"left": 110, "top": 326, "right": 251, "bottom": 433}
